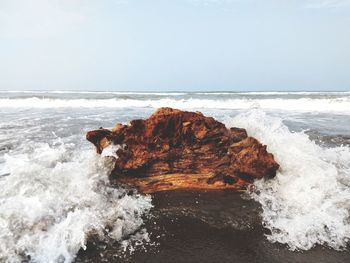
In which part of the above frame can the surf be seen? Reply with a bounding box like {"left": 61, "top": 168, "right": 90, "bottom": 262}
{"left": 226, "top": 110, "right": 350, "bottom": 250}
{"left": 0, "top": 140, "right": 152, "bottom": 263}
{"left": 0, "top": 106, "right": 349, "bottom": 262}
{"left": 0, "top": 97, "right": 350, "bottom": 114}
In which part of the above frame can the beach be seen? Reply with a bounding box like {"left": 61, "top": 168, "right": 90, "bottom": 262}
{"left": 0, "top": 91, "right": 349, "bottom": 262}
{"left": 78, "top": 191, "right": 350, "bottom": 263}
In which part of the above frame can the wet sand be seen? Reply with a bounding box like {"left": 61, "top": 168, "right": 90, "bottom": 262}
{"left": 77, "top": 191, "right": 350, "bottom": 263}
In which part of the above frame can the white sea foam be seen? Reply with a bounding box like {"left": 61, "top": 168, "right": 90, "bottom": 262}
{"left": 0, "top": 140, "right": 152, "bottom": 263}
{"left": 0, "top": 91, "right": 187, "bottom": 96}
{"left": 101, "top": 144, "right": 126, "bottom": 159}
{"left": 0, "top": 97, "right": 350, "bottom": 113}
{"left": 225, "top": 110, "right": 350, "bottom": 250}
{"left": 195, "top": 91, "right": 350, "bottom": 95}
{"left": 1, "top": 90, "right": 349, "bottom": 95}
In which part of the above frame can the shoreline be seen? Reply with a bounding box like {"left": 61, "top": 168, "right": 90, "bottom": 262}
{"left": 76, "top": 190, "right": 350, "bottom": 263}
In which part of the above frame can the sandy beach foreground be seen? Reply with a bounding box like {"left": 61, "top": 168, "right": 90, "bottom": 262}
{"left": 77, "top": 191, "right": 350, "bottom": 263}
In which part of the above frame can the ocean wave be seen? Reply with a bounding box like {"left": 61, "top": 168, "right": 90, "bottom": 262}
{"left": 195, "top": 91, "right": 350, "bottom": 95}
{"left": 0, "top": 141, "right": 152, "bottom": 263}
{"left": 0, "top": 97, "right": 350, "bottom": 113}
{"left": 0, "top": 91, "right": 187, "bottom": 96}
{"left": 1, "top": 104, "right": 350, "bottom": 257}
{"left": 1, "top": 90, "right": 349, "bottom": 95}
{"left": 225, "top": 110, "right": 350, "bottom": 250}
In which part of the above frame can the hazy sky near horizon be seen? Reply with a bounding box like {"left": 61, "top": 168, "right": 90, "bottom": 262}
{"left": 0, "top": 0, "right": 349, "bottom": 91}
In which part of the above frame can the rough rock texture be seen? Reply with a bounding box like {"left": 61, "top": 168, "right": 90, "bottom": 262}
{"left": 86, "top": 108, "right": 279, "bottom": 193}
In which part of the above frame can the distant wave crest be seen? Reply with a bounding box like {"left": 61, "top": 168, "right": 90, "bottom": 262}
{"left": 0, "top": 97, "right": 350, "bottom": 113}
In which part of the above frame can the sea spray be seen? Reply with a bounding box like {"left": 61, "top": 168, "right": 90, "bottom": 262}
{"left": 225, "top": 110, "right": 350, "bottom": 250}
{"left": 0, "top": 140, "right": 153, "bottom": 263}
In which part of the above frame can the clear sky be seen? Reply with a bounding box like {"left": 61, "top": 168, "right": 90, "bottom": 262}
{"left": 0, "top": 0, "right": 349, "bottom": 91}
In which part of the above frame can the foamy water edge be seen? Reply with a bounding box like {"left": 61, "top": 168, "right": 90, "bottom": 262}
{"left": 0, "top": 141, "right": 153, "bottom": 262}
{"left": 226, "top": 110, "right": 350, "bottom": 250}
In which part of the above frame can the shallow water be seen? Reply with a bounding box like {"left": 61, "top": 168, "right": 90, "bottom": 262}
{"left": 0, "top": 91, "right": 349, "bottom": 262}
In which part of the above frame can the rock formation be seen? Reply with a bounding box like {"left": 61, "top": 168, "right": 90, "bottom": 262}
{"left": 86, "top": 108, "right": 279, "bottom": 193}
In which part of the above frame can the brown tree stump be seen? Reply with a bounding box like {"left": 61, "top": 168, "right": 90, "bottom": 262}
{"left": 86, "top": 108, "right": 279, "bottom": 193}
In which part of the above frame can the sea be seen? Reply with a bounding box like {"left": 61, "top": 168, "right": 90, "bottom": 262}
{"left": 0, "top": 90, "right": 349, "bottom": 263}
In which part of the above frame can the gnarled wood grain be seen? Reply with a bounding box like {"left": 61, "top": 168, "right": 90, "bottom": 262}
{"left": 87, "top": 108, "right": 279, "bottom": 193}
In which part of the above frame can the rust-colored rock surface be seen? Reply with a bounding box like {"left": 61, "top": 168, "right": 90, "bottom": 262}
{"left": 86, "top": 108, "right": 279, "bottom": 193}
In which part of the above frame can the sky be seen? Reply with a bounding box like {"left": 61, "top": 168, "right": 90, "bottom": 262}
{"left": 0, "top": 0, "right": 349, "bottom": 92}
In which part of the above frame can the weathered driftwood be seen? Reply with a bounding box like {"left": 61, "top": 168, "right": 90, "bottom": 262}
{"left": 86, "top": 108, "right": 279, "bottom": 193}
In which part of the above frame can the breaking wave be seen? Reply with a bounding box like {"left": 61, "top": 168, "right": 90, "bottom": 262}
{"left": 225, "top": 110, "right": 350, "bottom": 250}
{"left": 0, "top": 97, "right": 350, "bottom": 113}
{"left": 0, "top": 140, "right": 152, "bottom": 263}
{"left": 1, "top": 94, "right": 350, "bottom": 260}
